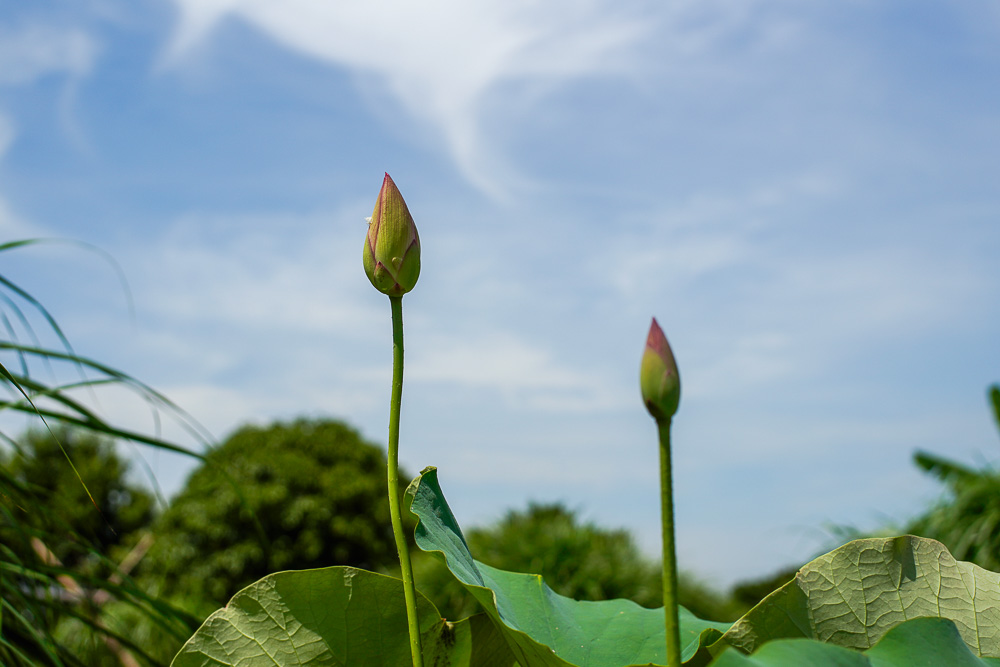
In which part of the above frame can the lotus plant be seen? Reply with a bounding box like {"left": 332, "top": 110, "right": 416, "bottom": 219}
{"left": 364, "top": 173, "right": 423, "bottom": 667}
{"left": 641, "top": 317, "right": 682, "bottom": 667}
{"left": 173, "top": 182, "right": 1000, "bottom": 667}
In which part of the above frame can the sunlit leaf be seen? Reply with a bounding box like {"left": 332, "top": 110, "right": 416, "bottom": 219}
{"left": 406, "top": 467, "right": 730, "bottom": 667}
{"left": 170, "top": 566, "right": 516, "bottom": 667}
{"left": 718, "top": 535, "right": 1000, "bottom": 657}
{"left": 709, "top": 617, "right": 1000, "bottom": 666}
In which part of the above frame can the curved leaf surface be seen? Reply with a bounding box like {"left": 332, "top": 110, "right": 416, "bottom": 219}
{"left": 719, "top": 536, "right": 1000, "bottom": 656}
{"left": 709, "top": 617, "right": 1000, "bottom": 666}
{"left": 406, "top": 467, "right": 731, "bottom": 666}
{"left": 170, "top": 566, "right": 516, "bottom": 666}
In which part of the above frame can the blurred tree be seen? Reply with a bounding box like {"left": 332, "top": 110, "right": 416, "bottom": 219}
{"left": 0, "top": 427, "right": 193, "bottom": 667}
{"left": 413, "top": 502, "right": 738, "bottom": 622}
{"left": 471, "top": 503, "right": 661, "bottom": 603}
{"left": 903, "top": 384, "right": 1000, "bottom": 571}
{"left": 142, "top": 418, "right": 409, "bottom": 613}
{"left": 0, "top": 242, "right": 205, "bottom": 666}
{"left": 728, "top": 566, "right": 798, "bottom": 616}
{"left": 3, "top": 426, "right": 155, "bottom": 569}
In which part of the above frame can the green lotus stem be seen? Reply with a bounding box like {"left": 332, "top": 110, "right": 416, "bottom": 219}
{"left": 362, "top": 172, "right": 423, "bottom": 665}
{"left": 387, "top": 295, "right": 423, "bottom": 667}
{"left": 640, "top": 317, "right": 682, "bottom": 666}
{"left": 658, "top": 419, "right": 682, "bottom": 667}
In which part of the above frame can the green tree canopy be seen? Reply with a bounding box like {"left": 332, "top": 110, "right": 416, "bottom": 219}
{"left": 142, "top": 418, "right": 407, "bottom": 612}
{"left": 471, "top": 502, "right": 662, "bottom": 604}
{"left": 2, "top": 426, "right": 154, "bottom": 568}
{"left": 0, "top": 426, "right": 187, "bottom": 667}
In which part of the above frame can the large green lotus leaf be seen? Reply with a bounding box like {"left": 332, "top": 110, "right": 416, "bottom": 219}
{"left": 719, "top": 535, "right": 1000, "bottom": 657}
{"left": 406, "top": 467, "right": 731, "bottom": 667}
{"left": 170, "top": 566, "right": 517, "bottom": 666}
{"left": 709, "top": 617, "right": 1000, "bottom": 666}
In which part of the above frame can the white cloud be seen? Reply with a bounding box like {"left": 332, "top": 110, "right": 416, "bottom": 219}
{"left": 0, "top": 195, "right": 39, "bottom": 237}
{"left": 0, "top": 22, "right": 99, "bottom": 166}
{"left": 157, "top": 1, "right": 871, "bottom": 198}
{"left": 0, "top": 24, "right": 97, "bottom": 86}
{"left": 137, "top": 208, "right": 383, "bottom": 335}
{"left": 409, "top": 333, "right": 582, "bottom": 389}
{"left": 602, "top": 173, "right": 845, "bottom": 295}
{"left": 588, "top": 170, "right": 992, "bottom": 413}
{"left": 164, "top": 0, "right": 651, "bottom": 197}
{"left": 122, "top": 206, "right": 629, "bottom": 424}
{"left": 0, "top": 114, "right": 13, "bottom": 158}
{"left": 408, "top": 331, "right": 624, "bottom": 412}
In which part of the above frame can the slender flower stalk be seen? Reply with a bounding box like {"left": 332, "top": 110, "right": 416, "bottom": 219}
{"left": 640, "top": 318, "right": 682, "bottom": 667}
{"left": 657, "top": 419, "right": 681, "bottom": 667}
{"left": 387, "top": 295, "right": 422, "bottom": 667}
{"left": 364, "top": 173, "right": 423, "bottom": 667}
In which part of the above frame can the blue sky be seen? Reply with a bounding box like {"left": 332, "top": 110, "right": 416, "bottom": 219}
{"left": 1, "top": 0, "right": 999, "bottom": 588}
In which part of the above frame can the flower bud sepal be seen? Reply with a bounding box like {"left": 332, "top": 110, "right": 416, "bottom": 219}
{"left": 363, "top": 173, "right": 421, "bottom": 298}
{"left": 640, "top": 317, "right": 681, "bottom": 425}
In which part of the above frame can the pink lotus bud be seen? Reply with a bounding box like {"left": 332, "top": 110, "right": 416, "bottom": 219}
{"left": 640, "top": 318, "right": 681, "bottom": 422}
{"left": 363, "top": 173, "right": 420, "bottom": 297}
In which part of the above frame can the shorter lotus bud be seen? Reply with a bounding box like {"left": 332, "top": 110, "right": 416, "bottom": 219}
{"left": 363, "top": 173, "right": 420, "bottom": 297}
{"left": 640, "top": 318, "right": 681, "bottom": 423}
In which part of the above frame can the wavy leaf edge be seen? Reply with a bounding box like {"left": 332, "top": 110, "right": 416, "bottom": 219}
{"left": 713, "top": 534, "right": 1000, "bottom": 659}
{"left": 405, "top": 466, "right": 731, "bottom": 666}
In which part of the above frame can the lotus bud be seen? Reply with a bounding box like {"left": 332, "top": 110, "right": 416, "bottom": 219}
{"left": 363, "top": 173, "right": 420, "bottom": 297}
{"left": 640, "top": 318, "right": 681, "bottom": 423}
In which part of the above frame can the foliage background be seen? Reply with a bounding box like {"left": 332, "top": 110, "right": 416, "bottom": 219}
{"left": 4, "top": 382, "right": 1000, "bottom": 664}
{"left": 141, "top": 418, "right": 410, "bottom": 613}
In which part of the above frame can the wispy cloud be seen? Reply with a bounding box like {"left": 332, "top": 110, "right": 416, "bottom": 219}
{"left": 164, "top": 0, "right": 651, "bottom": 197}
{"left": 593, "top": 171, "right": 991, "bottom": 406}
{"left": 0, "top": 114, "right": 14, "bottom": 162}
{"left": 0, "top": 23, "right": 97, "bottom": 85}
{"left": 408, "top": 331, "right": 624, "bottom": 412}
{"left": 0, "top": 197, "right": 35, "bottom": 237}
{"left": 136, "top": 207, "right": 382, "bottom": 335}
{"left": 0, "top": 21, "right": 99, "bottom": 166}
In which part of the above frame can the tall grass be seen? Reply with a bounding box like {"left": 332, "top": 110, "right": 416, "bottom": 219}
{"left": 0, "top": 239, "right": 209, "bottom": 666}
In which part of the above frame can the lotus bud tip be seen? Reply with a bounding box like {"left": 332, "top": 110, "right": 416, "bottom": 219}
{"left": 640, "top": 317, "right": 680, "bottom": 423}
{"left": 362, "top": 173, "right": 421, "bottom": 297}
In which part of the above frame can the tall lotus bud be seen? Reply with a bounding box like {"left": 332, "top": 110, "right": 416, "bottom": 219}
{"left": 363, "top": 173, "right": 420, "bottom": 297}
{"left": 640, "top": 318, "right": 681, "bottom": 423}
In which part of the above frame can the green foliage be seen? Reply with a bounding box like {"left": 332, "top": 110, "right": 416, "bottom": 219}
{"left": 0, "top": 427, "right": 172, "bottom": 666}
{"left": 172, "top": 567, "right": 517, "bottom": 667}
{"left": 726, "top": 567, "right": 797, "bottom": 618}
{"left": 0, "top": 240, "right": 206, "bottom": 665}
{"left": 172, "top": 467, "right": 731, "bottom": 667}
{"left": 408, "top": 468, "right": 732, "bottom": 666}
{"left": 679, "top": 576, "right": 743, "bottom": 625}
{"left": 8, "top": 238, "right": 999, "bottom": 665}
{"left": 470, "top": 502, "right": 662, "bottom": 605}
{"left": 903, "top": 383, "right": 1000, "bottom": 571}
{"left": 3, "top": 427, "right": 154, "bottom": 568}
{"left": 0, "top": 430, "right": 198, "bottom": 667}
{"left": 711, "top": 617, "right": 1000, "bottom": 667}
{"left": 415, "top": 501, "right": 735, "bottom": 623}
{"left": 143, "top": 418, "right": 409, "bottom": 613}
{"left": 719, "top": 535, "right": 1000, "bottom": 656}
{"left": 176, "top": 470, "right": 1000, "bottom": 666}
{"left": 414, "top": 501, "right": 659, "bottom": 621}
